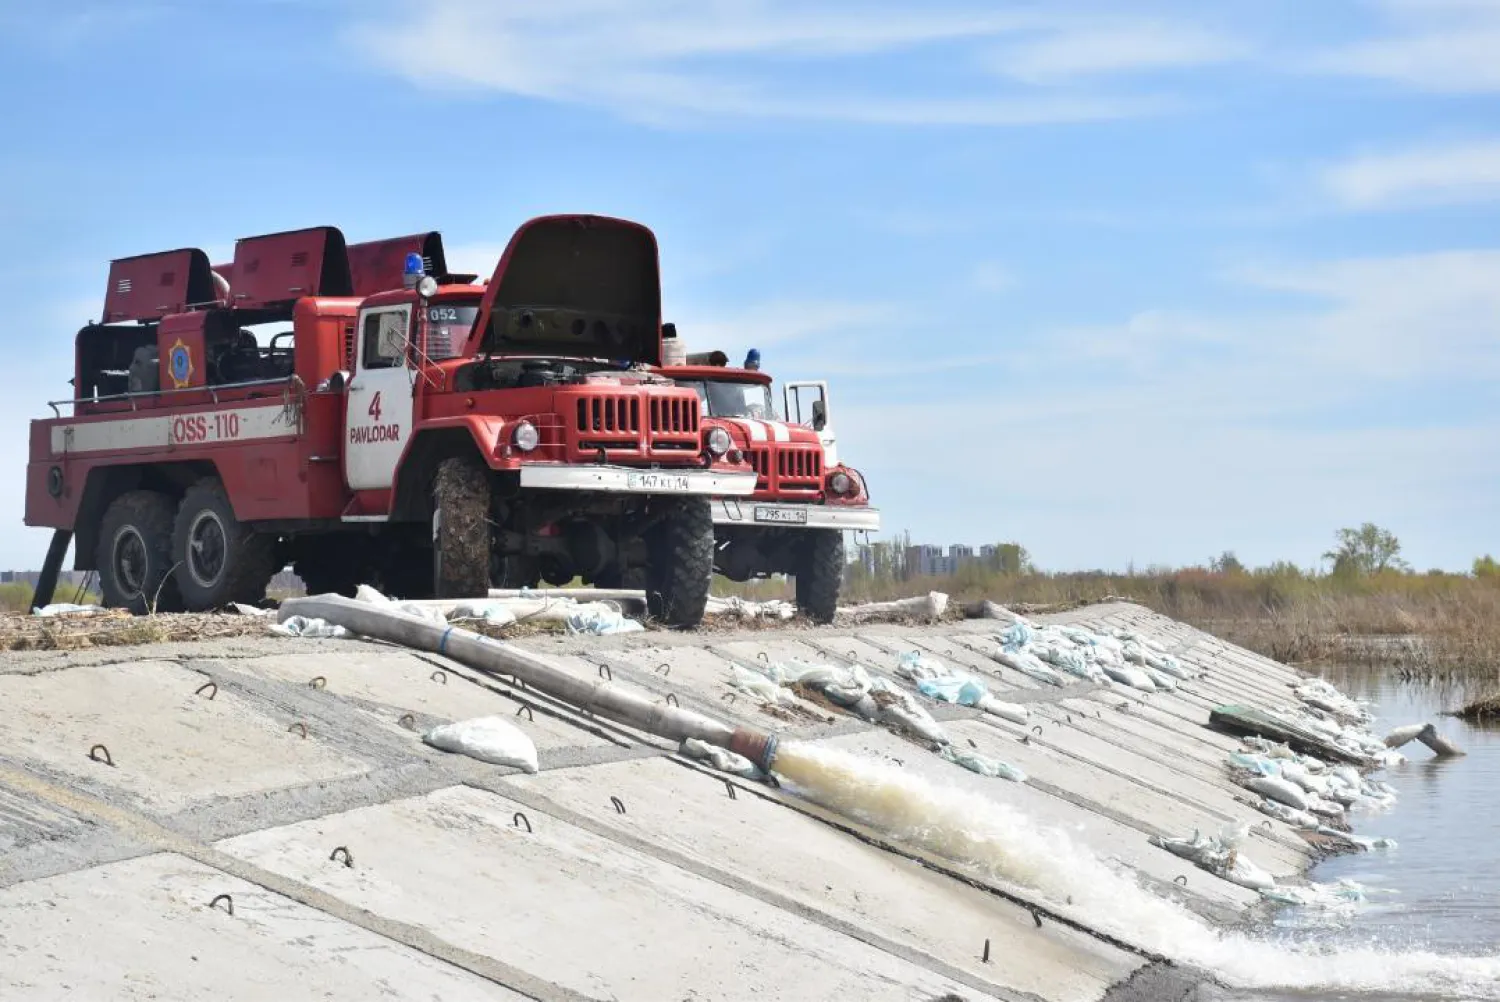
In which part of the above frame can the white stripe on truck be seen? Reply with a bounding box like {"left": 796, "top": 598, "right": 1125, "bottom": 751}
{"left": 50, "top": 403, "right": 299, "bottom": 455}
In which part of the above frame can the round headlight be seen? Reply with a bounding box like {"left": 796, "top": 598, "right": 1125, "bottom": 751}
{"left": 512, "top": 420, "right": 540, "bottom": 452}
{"left": 417, "top": 275, "right": 439, "bottom": 298}
{"left": 830, "top": 471, "right": 853, "bottom": 495}
{"left": 706, "top": 426, "right": 732, "bottom": 456}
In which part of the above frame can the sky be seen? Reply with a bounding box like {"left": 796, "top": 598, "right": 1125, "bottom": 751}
{"left": 0, "top": 0, "right": 1496, "bottom": 573}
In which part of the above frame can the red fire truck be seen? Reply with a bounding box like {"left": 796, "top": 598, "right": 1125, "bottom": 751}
{"left": 24, "top": 215, "right": 756, "bottom": 626}
{"left": 655, "top": 343, "right": 879, "bottom": 622}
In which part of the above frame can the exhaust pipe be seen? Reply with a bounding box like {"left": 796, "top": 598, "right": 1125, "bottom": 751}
{"left": 279, "top": 595, "right": 780, "bottom": 769}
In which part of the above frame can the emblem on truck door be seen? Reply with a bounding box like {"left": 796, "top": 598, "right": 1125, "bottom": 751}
{"left": 168, "top": 339, "right": 194, "bottom": 389}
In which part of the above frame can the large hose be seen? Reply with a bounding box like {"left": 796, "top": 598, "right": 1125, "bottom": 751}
{"left": 278, "top": 595, "right": 778, "bottom": 768}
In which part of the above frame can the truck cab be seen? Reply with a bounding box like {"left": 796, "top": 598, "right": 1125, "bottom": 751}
{"left": 25, "top": 216, "right": 754, "bottom": 627}
{"left": 654, "top": 346, "right": 879, "bottom": 622}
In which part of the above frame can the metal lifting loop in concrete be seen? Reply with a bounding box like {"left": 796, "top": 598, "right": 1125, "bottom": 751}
{"left": 655, "top": 663, "right": 671, "bottom": 677}
{"left": 194, "top": 681, "right": 218, "bottom": 700}
{"left": 724, "top": 781, "right": 737, "bottom": 800}
{"left": 209, "top": 894, "right": 234, "bottom": 916}
{"left": 288, "top": 722, "right": 308, "bottom": 739}
{"left": 599, "top": 664, "right": 613, "bottom": 681}
{"left": 329, "top": 846, "right": 354, "bottom": 868}
{"left": 430, "top": 671, "right": 447, "bottom": 685}
{"left": 515, "top": 705, "right": 534, "bottom": 722}
{"left": 1031, "top": 725, "right": 1043, "bottom": 735}
{"left": 982, "top": 938, "right": 991, "bottom": 963}
{"left": 398, "top": 714, "right": 417, "bottom": 730}
{"left": 512, "top": 812, "right": 532, "bottom": 833}
{"left": 610, "top": 796, "right": 627, "bottom": 815}
{"left": 88, "top": 744, "right": 114, "bottom": 767}
{"left": 1175, "top": 875, "right": 1189, "bottom": 886}
{"left": 309, "top": 676, "right": 327, "bottom": 690}
{"left": 665, "top": 693, "right": 679, "bottom": 707}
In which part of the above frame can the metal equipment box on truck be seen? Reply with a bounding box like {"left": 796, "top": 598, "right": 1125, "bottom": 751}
{"left": 25, "top": 215, "right": 755, "bottom": 627}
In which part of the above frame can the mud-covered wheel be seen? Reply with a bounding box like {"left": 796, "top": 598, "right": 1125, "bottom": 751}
{"left": 795, "top": 529, "right": 844, "bottom": 625}
{"left": 172, "top": 479, "right": 279, "bottom": 611}
{"left": 433, "top": 455, "right": 491, "bottom": 598}
{"left": 644, "top": 497, "right": 713, "bottom": 628}
{"left": 96, "top": 490, "right": 182, "bottom": 614}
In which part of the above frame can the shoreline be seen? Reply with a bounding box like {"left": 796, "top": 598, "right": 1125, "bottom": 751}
{"left": 0, "top": 601, "right": 1449, "bottom": 1000}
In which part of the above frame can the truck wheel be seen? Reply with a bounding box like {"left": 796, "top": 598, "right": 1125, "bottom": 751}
{"left": 644, "top": 497, "right": 713, "bottom": 628}
{"left": 96, "top": 490, "right": 182, "bottom": 614}
{"left": 433, "top": 455, "right": 491, "bottom": 598}
{"left": 795, "top": 529, "right": 844, "bottom": 625}
{"left": 172, "top": 479, "right": 279, "bottom": 610}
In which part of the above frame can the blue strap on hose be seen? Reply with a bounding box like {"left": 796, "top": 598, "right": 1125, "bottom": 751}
{"left": 438, "top": 626, "right": 454, "bottom": 655}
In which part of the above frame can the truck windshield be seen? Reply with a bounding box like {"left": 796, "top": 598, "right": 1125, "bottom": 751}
{"left": 682, "top": 380, "right": 776, "bottom": 420}
{"left": 422, "top": 302, "right": 480, "bottom": 360}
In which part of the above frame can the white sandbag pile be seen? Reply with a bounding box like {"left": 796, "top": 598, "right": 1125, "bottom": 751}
{"left": 995, "top": 617, "right": 1195, "bottom": 693}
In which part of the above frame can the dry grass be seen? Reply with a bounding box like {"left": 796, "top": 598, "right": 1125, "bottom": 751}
{"left": 0, "top": 610, "right": 269, "bottom": 652}
{"left": 830, "top": 566, "right": 1500, "bottom": 679}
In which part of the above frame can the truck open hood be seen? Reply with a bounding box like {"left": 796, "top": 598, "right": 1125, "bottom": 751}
{"left": 468, "top": 215, "right": 662, "bottom": 364}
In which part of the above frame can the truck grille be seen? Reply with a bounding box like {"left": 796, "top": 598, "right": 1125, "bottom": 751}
{"left": 777, "top": 448, "right": 822, "bottom": 483}
{"left": 576, "top": 396, "right": 641, "bottom": 435}
{"left": 649, "top": 397, "right": 698, "bottom": 435}
{"left": 747, "top": 448, "right": 771, "bottom": 490}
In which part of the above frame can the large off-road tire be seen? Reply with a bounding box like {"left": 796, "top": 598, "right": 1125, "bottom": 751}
{"left": 794, "top": 529, "right": 844, "bottom": 625}
{"left": 96, "top": 490, "right": 182, "bottom": 614}
{"left": 644, "top": 497, "right": 713, "bottom": 628}
{"left": 433, "top": 455, "right": 491, "bottom": 599}
{"left": 172, "top": 479, "right": 280, "bottom": 611}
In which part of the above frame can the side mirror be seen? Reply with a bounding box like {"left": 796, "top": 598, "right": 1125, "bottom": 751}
{"left": 811, "top": 399, "right": 827, "bottom": 431}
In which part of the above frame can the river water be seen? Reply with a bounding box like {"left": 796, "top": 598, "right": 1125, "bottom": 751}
{"left": 772, "top": 667, "right": 1500, "bottom": 1001}
{"left": 1245, "top": 669, "right": 1500, "bottom": 1001}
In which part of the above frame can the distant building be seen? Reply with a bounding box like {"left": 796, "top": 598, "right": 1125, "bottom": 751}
{"left": 905, "top": 544, "right": 946, "bottom": 578}
{"left": 979, "top": 544, "right": 998, "bottom": 564}
{"left": 950, "top": 544, "right": 975, "bottom": 567}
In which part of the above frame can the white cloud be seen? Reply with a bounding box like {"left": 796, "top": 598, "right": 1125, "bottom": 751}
{"left": 347, "top": 1, "right": 1212, "bottom": 126}
{"left": 1311, "top": 0, "right": 1500, "bottom": 92}
{"left": 989, "top": 22, "right": 1245, "bottom": 84}
{"left": 970, "top": 260, "right": 1016, "bottom": 294}
{"left": 1319, "top": 138, "right": 1500, "bottom": 208}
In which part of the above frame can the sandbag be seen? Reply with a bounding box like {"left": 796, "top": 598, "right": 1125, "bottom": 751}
{"left": 423, "top": 717, "right": 539, "bottom": 773}
{"left": 1246, "top": 775, "right": 1309, "bottom": 811}
{"left": 978, "top": 695, "right": 1030, "bottom": 724}
{"left": 1103, "top": 664, "right": 1157, "bottom": 691}
{"left": 939, "top": 745, "right": 1026, "bottom": 782}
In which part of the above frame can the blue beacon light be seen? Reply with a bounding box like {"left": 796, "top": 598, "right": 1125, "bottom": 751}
{"left": 403, "top": 253, "right": 424, "bottom": 288}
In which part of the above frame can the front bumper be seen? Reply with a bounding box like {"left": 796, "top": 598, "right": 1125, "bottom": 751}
{"left": 519, "top": 463, "right": 758, "bottom": 496}
{"left": 712, "top": 499, "right": 882, "bottom": 531}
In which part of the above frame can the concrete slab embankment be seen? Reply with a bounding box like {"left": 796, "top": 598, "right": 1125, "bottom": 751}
{"left": 0, "top": 602, "right": 1355, "bottom": 1000}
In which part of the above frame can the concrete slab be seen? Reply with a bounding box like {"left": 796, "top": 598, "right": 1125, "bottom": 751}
{"left": 950, "top": 720, "right": 1307, "bottom": 880}
{"left": 814, "top": 729, "right": 1263, "bottom": 917}
{"left": 606, "top": 643, "right": 839, "bottom": 731}
{"left": 236, "top": 649, "right": 610, "bottom": 753}
{"left": 0, "top": 660, "right": 366, "bottom": 813}
{"left": 0, "top": 852, "right": 525, "bottom": 1001}
{"left": 217, "top": 785, "right": 989, "bottom": 1002}
{"left": 504, "top": 756, "right": 1139, "bottom": 1002}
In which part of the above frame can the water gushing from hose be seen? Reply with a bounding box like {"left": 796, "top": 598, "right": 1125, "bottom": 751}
{"left": 772, "top": 742, "right": 1500, "bottom": 998}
